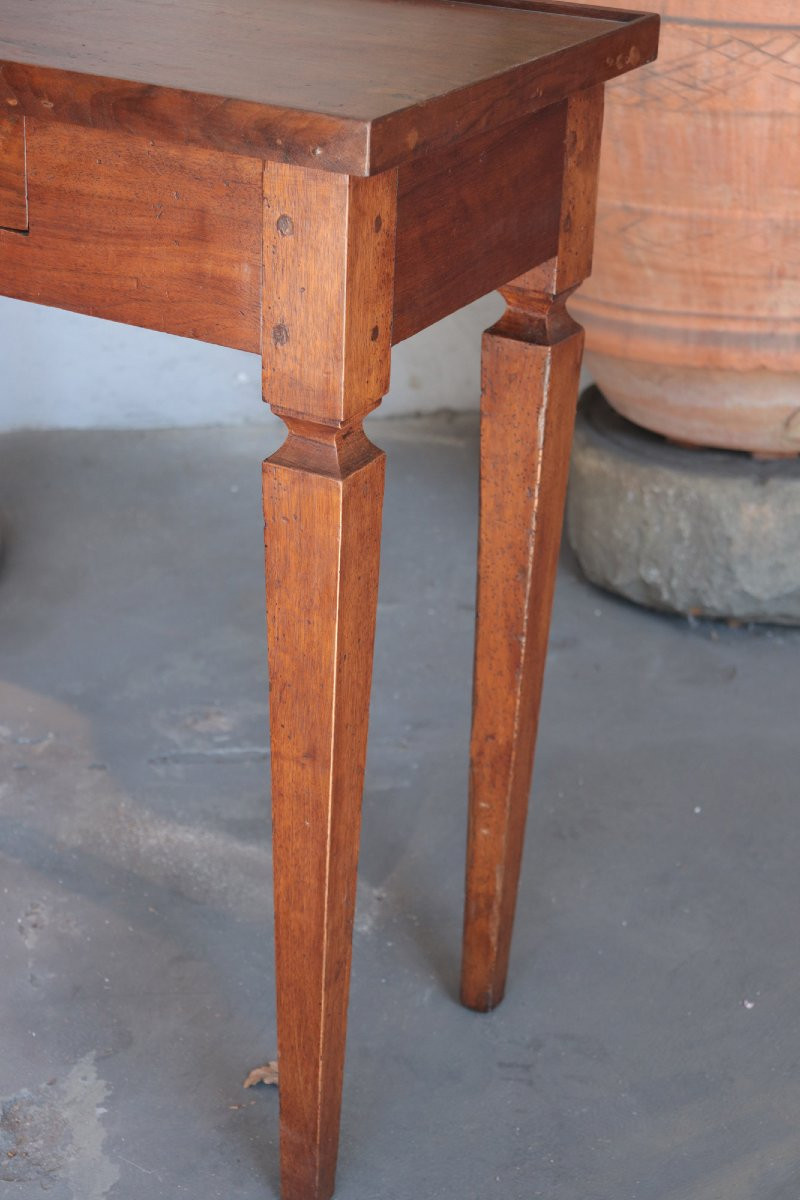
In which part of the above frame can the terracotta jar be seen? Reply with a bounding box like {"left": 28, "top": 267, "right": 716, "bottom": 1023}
{"left": 571, "top": 1, "right": 800, "bottom": 455}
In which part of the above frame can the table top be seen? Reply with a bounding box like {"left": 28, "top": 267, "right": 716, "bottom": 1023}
{"left": 0, "top": 0, "right": 658, "bottom": 173}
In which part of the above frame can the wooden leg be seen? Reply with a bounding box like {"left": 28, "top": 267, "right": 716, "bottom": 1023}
{"left": 264, "top": 419, "right": 384, "bottom": 1200}
{"left": 261, "top": 162, "right": 398, "bottom": 1199}
{"left": 460, "top": 288, "right": 583, "bottom": 1012}
{"left": 460, "top": 85, "right": 605, "bottom": 1012}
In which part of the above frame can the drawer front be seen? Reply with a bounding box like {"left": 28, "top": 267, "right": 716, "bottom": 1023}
{"left": 0, "top": 115, "right": 28, "bottom": 231}
{"left": 0, "top": 120, "right": 262, "bottom": 351}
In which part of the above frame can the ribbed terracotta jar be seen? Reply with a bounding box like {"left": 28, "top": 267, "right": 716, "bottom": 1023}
{"left": 571, "top": 1, "right": 800, "bottom": 455}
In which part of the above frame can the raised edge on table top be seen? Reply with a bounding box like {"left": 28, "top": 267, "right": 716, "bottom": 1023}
{"left": 0, "top": 0, "right": 659, "bottom": 174}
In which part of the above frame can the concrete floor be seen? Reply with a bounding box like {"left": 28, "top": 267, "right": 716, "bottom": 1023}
{"left": 1, "top": 416, "right": 799, "bottom": 1200}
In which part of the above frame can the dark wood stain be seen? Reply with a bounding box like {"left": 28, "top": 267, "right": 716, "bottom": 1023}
{"left": 0, "top": 120, "right": 262, "bottom": 350}
{"left": 461, "top": 86, "right": 606, "bottom": 1014}
{"left": 393, "top": 104, "right": 565, "bottom": 343}
{"left": 0, "top": 5, "right": 658, "bottom": 1196}
{"left": 0, "top": 112, "right": 27, "bottom": 230}
{"left": 0, "top": 0, "right": 659, "bottom": 172}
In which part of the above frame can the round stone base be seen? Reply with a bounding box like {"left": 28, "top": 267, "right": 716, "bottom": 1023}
{"left": 567, "top": 387, "right": 800, "bottom": 625}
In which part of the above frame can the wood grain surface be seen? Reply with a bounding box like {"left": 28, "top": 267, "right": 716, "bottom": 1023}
{"left": 455, "top": 0, "right": 649, "bottom": 19}
{"left": 393, "top": 104, "right": 564, "bottom": 344}
{"left": 0, "top": 120, "right": 261, "bottom": 350}
{"left": 0, "top": 0, "right": 658, "bottom": 172}
{"left": 264, "top": 431, "right": 384, "bottom": 1200}
{"left": 0, "top": 92, "right": 601, "bottom": 355}
{"left": 0, "top": 112, "right": 26, "bottom": 230}
{"left": 262, "top": 162, "right": 395, "bottom": 1200}
{"left": 0, "top": 5, "right": 658, "bottom": 1192}
{"left": 461, "top": 87, "right": 605, "bottom": 1014}
{"left": 263, "top": 163, "right": 396, "bottom": 421}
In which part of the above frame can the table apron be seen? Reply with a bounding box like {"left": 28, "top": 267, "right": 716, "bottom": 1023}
{"left": 0, "top": 104, "right": 568, "bottom": 358}
{"left": 0, "top": 119, "right": 263, "bottom": 352}
{"left": 393, "top": 102, "right": 565, "bottom": 343}
{"left": 0, "top": 113, "right": 28, "bottom": 232}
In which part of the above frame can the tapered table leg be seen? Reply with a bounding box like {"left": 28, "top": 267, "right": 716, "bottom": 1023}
{"left": 261, "top": 163, "right": 397, "bottom": 1199}
{"left": 264, "top": 420, "right": 384, "bottom": 1200}
{"left": 460, "top": 287, "right": 584, "bottom": 1012}
{"left": 461, "top": 87, "right": 605, "bottom": 1013}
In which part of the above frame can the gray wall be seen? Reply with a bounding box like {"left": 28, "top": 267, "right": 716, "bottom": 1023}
{"left": 0, "top": 293, "right": 504, "bottom": 430}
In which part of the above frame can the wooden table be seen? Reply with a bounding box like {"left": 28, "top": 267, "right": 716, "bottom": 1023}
{"left": 0, "top": 3, "right": 658, "bottom": 1196}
